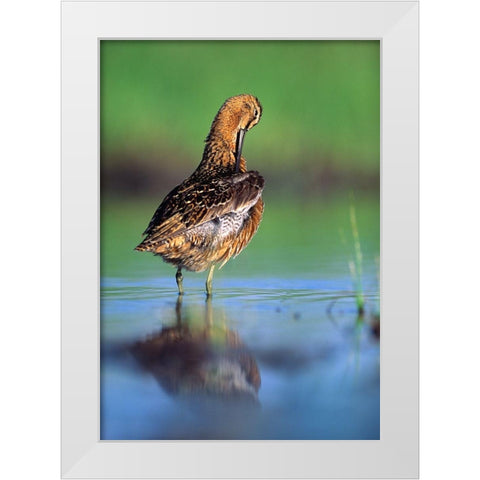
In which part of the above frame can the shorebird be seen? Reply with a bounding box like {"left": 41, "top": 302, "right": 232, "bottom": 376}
{"left": 135, "top": 94, "right": 264, "bottom": 296}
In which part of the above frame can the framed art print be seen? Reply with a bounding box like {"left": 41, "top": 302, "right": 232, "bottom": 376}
{"left": 62, "top": 0, "right": 418, "bottom": 478}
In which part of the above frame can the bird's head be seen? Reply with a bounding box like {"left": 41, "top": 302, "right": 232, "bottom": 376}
{"left": 210, "top": 94, "right": 263, "bottom": 171}
{"left": 224, "top": 93, "right": 263, "bottom": 132}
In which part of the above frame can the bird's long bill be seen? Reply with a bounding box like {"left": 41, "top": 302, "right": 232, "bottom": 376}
{"left": 235, "top": 128, "right": 246, "bottom": 172}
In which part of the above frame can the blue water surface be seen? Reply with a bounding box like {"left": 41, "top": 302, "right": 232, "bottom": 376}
{"left": 101, "top": 275, "right": 380, "bottom": 440}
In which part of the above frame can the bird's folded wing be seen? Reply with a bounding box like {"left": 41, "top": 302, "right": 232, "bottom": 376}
{"left": 142, "top": 171, "right": 264, "bottom": 242}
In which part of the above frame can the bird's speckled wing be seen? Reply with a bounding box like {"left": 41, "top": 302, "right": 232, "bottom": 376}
{"left": 139, "top": 171, "right": 264, "bottom": 247}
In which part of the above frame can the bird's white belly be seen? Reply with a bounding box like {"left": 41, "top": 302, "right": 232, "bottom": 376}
{"left": 189, "top": 209, "right": 249, "bottom": 243}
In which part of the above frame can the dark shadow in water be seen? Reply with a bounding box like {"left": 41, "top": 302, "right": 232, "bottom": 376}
{"left": 327, "top": 297, "right": 380, "bottom": 342}
{"left": 130, "top": 296, "right": 261, "bottom": 405}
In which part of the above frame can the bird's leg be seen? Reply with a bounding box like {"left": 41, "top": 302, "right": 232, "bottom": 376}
{"left": 175, "top": 267, "right": 184, "bottom": 296}
{"left": 206, "top": 265, "right": 215, "bottom": 297}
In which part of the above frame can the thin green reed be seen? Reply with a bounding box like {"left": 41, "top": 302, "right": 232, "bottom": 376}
{"left": 339, "top": 200, "right": 365, "bottom": 315}
{"left": 348, "top": 203, "right": 365, "bottom": 315}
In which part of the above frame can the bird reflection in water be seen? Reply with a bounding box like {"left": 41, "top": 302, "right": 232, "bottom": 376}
{"left": 131, "top": 297, "right": 261, "bottom": 405}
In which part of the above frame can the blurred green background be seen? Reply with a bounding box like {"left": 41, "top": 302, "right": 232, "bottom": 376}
{"left": 100, "top": 41, "right": 380, "bottom": 281}
{"left": 100, "top": 40, "right": 379, "bottom": 197}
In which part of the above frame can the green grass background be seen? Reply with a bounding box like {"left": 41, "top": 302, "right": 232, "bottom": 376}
{"left": 100, "top": 40, "right": 380, "bottom": 196}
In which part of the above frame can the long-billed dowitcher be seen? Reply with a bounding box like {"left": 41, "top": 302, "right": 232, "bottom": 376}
{"left": 135, "top": 94, "right": 264, "bottom": 296}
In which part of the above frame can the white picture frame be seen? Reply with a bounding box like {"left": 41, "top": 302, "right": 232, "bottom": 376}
{"left": 61, "top": 0, "right": 418, "bottom": 478}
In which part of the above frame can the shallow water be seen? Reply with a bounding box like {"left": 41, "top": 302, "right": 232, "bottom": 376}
{"left": 100, "top": 194, "right": 380, "bottom": 440}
